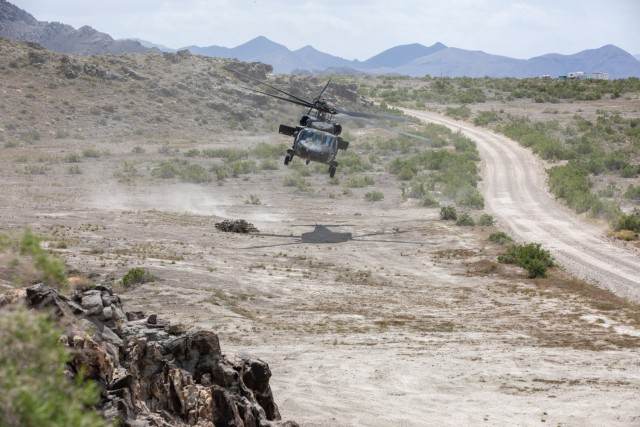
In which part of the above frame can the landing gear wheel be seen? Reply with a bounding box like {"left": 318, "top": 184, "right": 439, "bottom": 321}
{"left": 329, "top": 166, "right": 336, "bottom": 178}
{"left": 284, "top": 155, "right": 292, "bottom": 165}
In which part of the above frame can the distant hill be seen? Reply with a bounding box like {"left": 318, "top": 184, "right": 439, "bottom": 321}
{"left": 2, "top": 0, "right": 639, "bottom": 78}
{"left": 127, "top": 38, "right": 175, "bottom": 53}
{"left": 183, "top": 36, "right": 320, "bottom": 73}
{"left": 357, "top": 42, "right": 447, "bottom": 69}
{"left": 0, "top": 0, "right": 147, "bottom": 55}
{"left": 183, "top": 36, "right": 640, "bottom": 79}
{"left": 635, "top": 54, "right": 640, "bottom": 61}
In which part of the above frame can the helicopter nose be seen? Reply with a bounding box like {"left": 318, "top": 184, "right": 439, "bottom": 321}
{"left": 308, "top": 146, "right": 330, "bottom": 162}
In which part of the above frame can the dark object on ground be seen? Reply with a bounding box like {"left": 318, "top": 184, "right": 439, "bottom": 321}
{"left": 216, "top": 219, "right": 259, "bottom": 233}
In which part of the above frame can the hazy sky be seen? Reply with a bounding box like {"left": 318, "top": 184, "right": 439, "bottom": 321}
{"left": 9, "top": 0, "right": 640, "bottom": 60}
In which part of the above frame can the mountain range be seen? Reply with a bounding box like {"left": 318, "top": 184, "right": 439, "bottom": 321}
{"left": 2, "top": 0, "right": 639, "bottom": 79}
{"left": 0, "top": 0, "right": 146, "bottom": 55}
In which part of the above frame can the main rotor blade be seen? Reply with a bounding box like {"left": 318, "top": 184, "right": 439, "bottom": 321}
{"left": 241, "top": 85, "right": 316, "bottom": 109}
{"left": 337, "top": 110, "right": 410, "bottom": 122}
{"left": 339, "top": 115, "right": 433, "bottom": 142}
{"left": 226, "top": 68, "right": 313, "bottom": 106}
{"left": 316, "top": 79, "right": 332, "bottom": 99}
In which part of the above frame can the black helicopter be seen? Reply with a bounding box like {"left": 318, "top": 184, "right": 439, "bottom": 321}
{"left": 228, "top": 69, "right": 430, "bottom": 178}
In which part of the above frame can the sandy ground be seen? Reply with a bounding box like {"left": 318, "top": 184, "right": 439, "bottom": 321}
{"left": 2, "top": 112, "right": 640, "bottom": 426}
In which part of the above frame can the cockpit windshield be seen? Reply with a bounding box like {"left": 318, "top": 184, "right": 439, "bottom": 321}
{"left": 297, "top": 128, "right": 336, "bottom": 150}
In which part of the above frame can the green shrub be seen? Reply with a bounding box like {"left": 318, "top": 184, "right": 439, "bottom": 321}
{"left": 260, "top": 159, "right": 278, "bottom": 171}
{"left": 283, "top": 174, "right": 309, "bottom": 191}
{"left": 227, "top": 160, "right": 257, "bottom": 177}
{"left": 624, "top": 185, "right": 640, "bottom": 202}
{"left": 122, "top": 267, "right": 156, "bottom": 288}
{"left": 179, "top": 164, "right": 211, "bottom": 183}
{"left": 478, "top": 213, "right": 495, "bottom": 226}
{"left": 0, "top": 227, "right": 67, "bottom": 290}
{"left": 364, "top": 191, "right": 384, "bottom": 202}
{"left": 345, "top": 175, "right": 375, "bottom": 188}
{"left": 611, "top": 212, "right": 640, "bottom": 233}
{"left": 420, "top": 193, "right": 440, "bottom": 207}
{"left": 456, "top": 212, "right": 475, "bottom": 226}
{"left": 498, "top": 242, "right": 554, "bottom": 278}
{"left": 473, "top": 110, "right": 500, "bottom": 126}
{"left": 82, "top": 148, "right": 101, "bottom": 158}
{"left": 151, "top": 160, "right": 179, "bottom": 179}
{"left": 184, "top": 148, "right": 200, "bottom": 157}
{"left": 455, "top": 185, "right": 485, "bottom": 209}
{"left": 445, "top": 105, "right": 471, "bottom": 120}
{"left": 0, "top": 308, "right": 108, "bottom": 427}
{"left": 64, "top": 153, "right": 81, "bottom": 163}
{"left": 440, "top": 205, "right": 458, "bottom": 220}
{"left": 489, "top": 231, "right": 512, "bottom": 245}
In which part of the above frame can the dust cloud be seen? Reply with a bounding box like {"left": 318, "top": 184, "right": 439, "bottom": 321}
{"left": 90, "top": 183, "right": 231, "bottom": 217}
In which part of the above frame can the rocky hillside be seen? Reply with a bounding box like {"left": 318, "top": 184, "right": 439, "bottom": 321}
{"left": 0, "top": 36, "right": 366, "bottom": 142}
{"left": 0, "top": 0, "right": 148, "bottom": 55}
{"left": 0, "top": 283, "right": 298, "bottom": 426}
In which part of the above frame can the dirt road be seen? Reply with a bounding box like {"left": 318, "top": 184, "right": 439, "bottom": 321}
{"left": 405, "top": 109, "right": 640, "bottom": 302}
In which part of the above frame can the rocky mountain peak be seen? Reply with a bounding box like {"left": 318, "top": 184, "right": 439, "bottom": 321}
{"left": 0, "top": 0, "right": 148, "bottom": 55}
{"left": 0, "top": 0, "right": 38, "bottom": 24}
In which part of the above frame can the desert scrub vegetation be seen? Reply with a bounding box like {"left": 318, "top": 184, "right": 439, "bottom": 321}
{"left": 121, "top": 267, "right": 156, "bottom": 289}
{"left": 489, "top": 231, "right": 513, "bottom": 245}
{"left": 283, "top": 173, "right": 311, "bottom": 191}
{"left": 439, "top": 205, "right": 457, "bottom": 221}
{"left": 345, "top": 175, "right": 375, "bottom": 188}
{"left": 367, "top": 75, "right": 640, "bottom": 106}
{"left": 478, "top": 213, "right": 495, "bottom": 226}
{"left": 364, "top": 190, "right": 384, "bottom": 202}
{"left": 0, "top": 308, "right": 108, "bottom": 427}
{"left": 611, "top": 211, "right": 640, "bottom": 234}
{"left": 498, "top": 242, "right": 555, "bottom": 278}
{"left": 492, "top": 110, "right": 640, "bottom": 229}
{"left": 0, "top": 227, "right": 67, "bottom": 290}
{"left": 456, "top": 212, "right": 475, "bottom": 226}
{"left": 387, "top": 127, "right": 483, "bottom": 209}
{"left": 151, "top": 158, "right": 212, "bottom": 183}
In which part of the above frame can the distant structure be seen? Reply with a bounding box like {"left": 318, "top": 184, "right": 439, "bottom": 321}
{"left": 558, "top": 71, "right": 609, "bottom": 80}
{"left": 567, "top": 71, "right": 588, "bottom": 79}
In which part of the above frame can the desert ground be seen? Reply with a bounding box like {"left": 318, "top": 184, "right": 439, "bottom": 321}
{"left": 1, "top": 42, "right": 640, "bottom": 426}
{"left": 1, "top": 117, "right": 640, "bottom": 426}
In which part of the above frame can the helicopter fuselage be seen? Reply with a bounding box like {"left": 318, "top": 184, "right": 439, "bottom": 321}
{"left": 279, "top": 124, "right": 349, "bottom": 178}
{"left": 294, "top": 127, "right": 338, "bottom": 164}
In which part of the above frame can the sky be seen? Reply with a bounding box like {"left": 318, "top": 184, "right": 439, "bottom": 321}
{"left": 9, "top": 0, "right": 640, "bottom": 60}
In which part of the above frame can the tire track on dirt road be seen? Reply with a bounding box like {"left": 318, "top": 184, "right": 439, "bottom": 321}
{"left": 404, "top": 109, "right": 640, "bottom": 301}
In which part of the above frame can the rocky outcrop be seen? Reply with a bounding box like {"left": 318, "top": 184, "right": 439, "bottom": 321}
{"left": 19, "top": 284, "right": 297, "bottom": 427}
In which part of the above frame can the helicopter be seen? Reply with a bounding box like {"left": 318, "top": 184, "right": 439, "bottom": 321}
{"left": 227, "top": 68, "right": 431, "bottom": 178}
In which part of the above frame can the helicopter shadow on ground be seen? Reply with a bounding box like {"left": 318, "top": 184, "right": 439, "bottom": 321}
{"left": 243, "top": 224, "right": 425, "bottom": 250}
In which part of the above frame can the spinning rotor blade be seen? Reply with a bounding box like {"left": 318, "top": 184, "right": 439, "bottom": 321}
{"left": 338, "top": 115, "right": 433, "bottom": 142}
{"left": 228, "top": 67, "right": 419, "bottom": 124}
{"left": 240, "top": 85, "right": 315, "bottom": 109}
{"left": 313, "top": 79, "right": 332, "bottom": 102}
{"left": 337, "top": 110, "right": 410, "bottom": 122}
{"left": 226, "top": 68, "right": 314, "bottom": 107}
